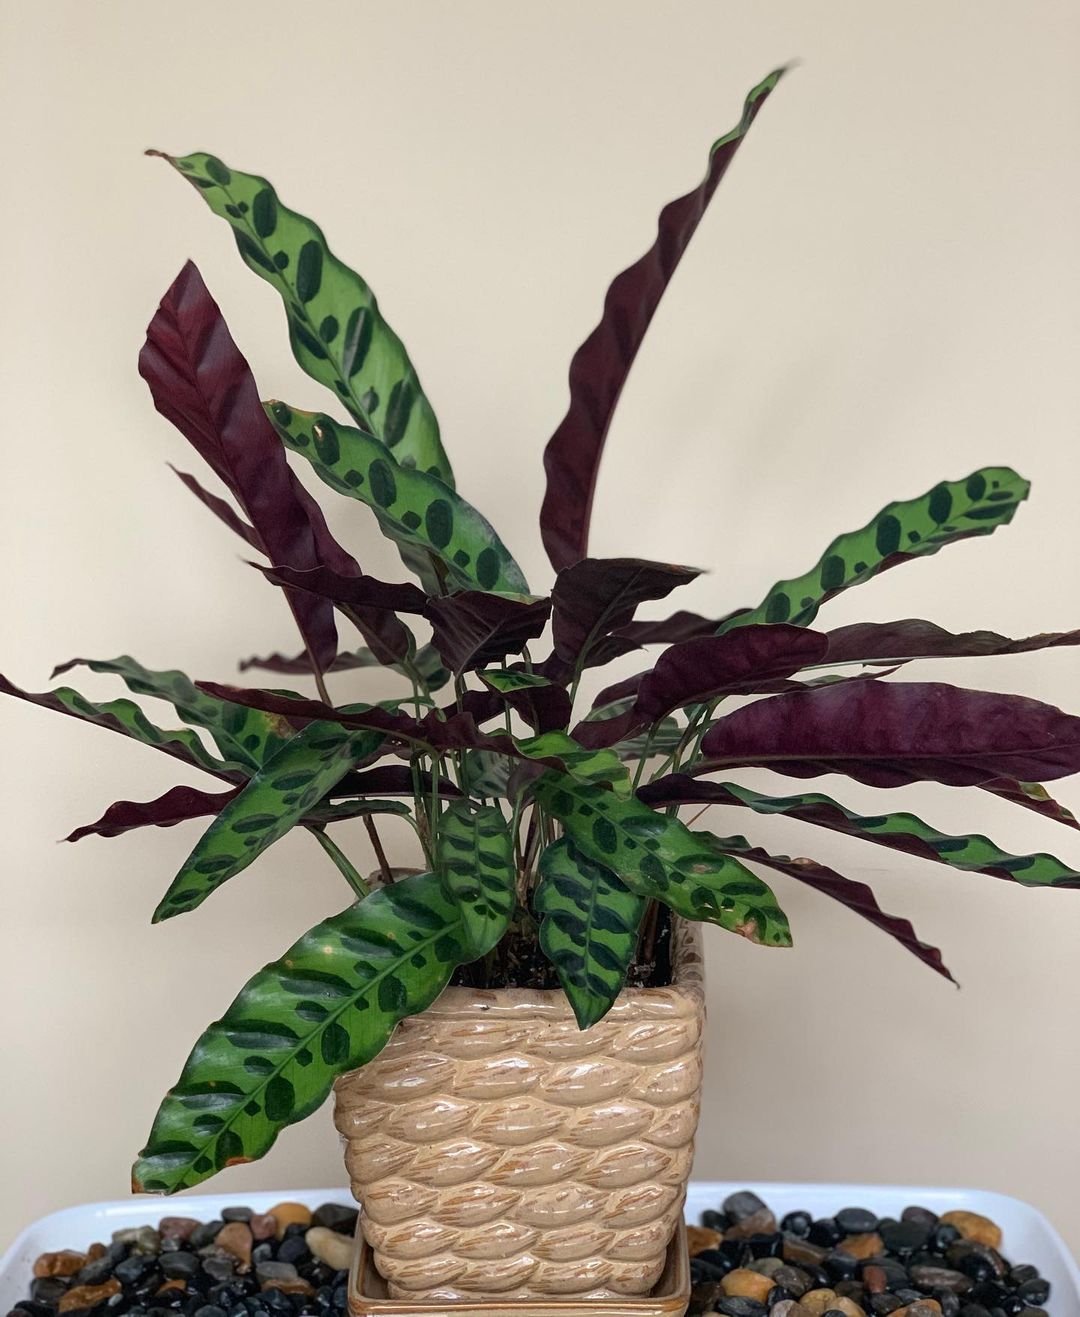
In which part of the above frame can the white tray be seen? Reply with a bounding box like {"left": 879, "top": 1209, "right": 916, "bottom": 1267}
{"left": 2, "top": 1183, "right": 1077, "bottom": 1316}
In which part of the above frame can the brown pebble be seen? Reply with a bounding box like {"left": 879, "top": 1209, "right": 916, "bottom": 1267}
{"left": 722, "top": 1270, "right": 775, "bottom": 1303}
{"left": 828, "top": 1299, "right": 866, "bottom": 1317}
{"left": 159, "top": 1217, "right": 201, "bottom": 1243}
{"left": 939, "top": 1211, "right": 1002, "bottom": 1251}
{"left": 834, "top": 1288, "right": 867, "bottom": 1308}
{"left": 250, "top": 1213, "right": 278, "bottom": 1242}
{"left": 687, "top": 1225, "right": 723, "bottom": 1256}
{"left": 863, "top": 1266, "right": 887, "bottom": 1296}
{"left": 270, "top": 1202, "right": 312, "bottom": 1239}
{"left": 58, "top": 1280, "right": 122, "bottom": 1313}
{"left": 784, "top": 1237, "right": 829, "bottom": 1267}
{"left": 747, "top": 1257, "right": 787, "bottom": 1279}
{"left": 85, "top": 1245, "right": 106, "bottom": 1263}
{"left": 838, "top": 1233, "right": 884, "bottom": 1260}
{"left": 261, "top": 1279, "right": 314, "bottom": 1297}
{"left": 726, "top": 1207, "right": 779, "bottom": 1240}
{"left": 33, "top": 1252, "right": 87, "bottom": 1279}
{"left": 214, "top": 1222, "right": 253, "bottom": 1272}
{"left": 770, "top": 1304, "right": 804, "bottom": 1317}
{"left": 157, "top": 1281, "right": 187, "bottom": 1295}
{"left": 895, "top": 1304, "right": 941, "bottom": 1317}
{"left": 305, "top": 1226, "right": 354, "bottom": 1272}
{"left": 801, "top": 1289, "right": 840, "bottom": 1317}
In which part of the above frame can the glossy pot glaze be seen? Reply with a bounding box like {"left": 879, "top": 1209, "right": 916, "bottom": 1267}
{"left": 332, "top": 920, "right": 705, "bottom": 1302}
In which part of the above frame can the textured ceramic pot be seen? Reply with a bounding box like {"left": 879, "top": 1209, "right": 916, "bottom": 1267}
{"left": 332, "top": 919, "right": 705, "bottom": 1303}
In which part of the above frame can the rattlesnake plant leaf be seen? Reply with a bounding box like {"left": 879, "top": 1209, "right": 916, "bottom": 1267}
{"left": 823, "top": 618, "right": 1080, "bottom": 666}
{"left": 426, "top": 592, "right": 552, "bottom": 673}
{"left": 141, "top": 262, "right": 347, "bottom": 671}
{"left": 267, "top": 404, "right": 527, "bottom": 595}
{"left": 550, "top": 559, "right": 701, "bottom": 672}
{"left": 720, "top": 468, "right": 1030, "bottom": 633}
{"left": 978, "top": 777, "right": 1080, "bottom": 832}
{"left": 535, "top": 774, "right": 791, "bottom": 945}
{"left": 540, "top": 68, "right": 784, "bottom": 571}
{"left": 154, "top": 723, "right": 383, "bottom": 922}
{"left": 460, "top": 750, "right": 514, "bottom": 800}
{"left": 639, "top": 776, "right": 1080, "bottom": 888}
{"left": 518, "top": 731, "right": 631, "bottom": 797}
{"left": 170, "top": 466, "right": 258, "bottom": 548}
{"left": 699, "top": 833, "right": 953, "bottom": 983}
{"left": 438, "top": 801, "right": 516, "bottom": 958}
{"left": 132, "top": 871, "right": 471, "bottom": 1193}
{"left": 0, "top": 673, "right": 244, "bottom": 781}
{"left": 66, "top": 785, "right": 240, "bottom": 843}
{"left": 151, "top": 151, "right": 452, "bottom": 486}
{"left": 239, "top": 643, "right": 451, "bottom": 692}
{"left": 256, "top": 563, "right": 429, "bottom": 617}
{"left": 534, "top": 837, "right": 646, "bottom": 1028}
{"left": 614, "top": 610, "right": 718, "bottom": 646}
{"left": 51, "top": 657, "right": 294, "bottom": 771}
{"left": 577, "top": 626, "right": 827, "bottom": 749}
{"left": 478, "top": 670, "right": 572, "bottom": 734}
{"left": 698, "top": 681, "right": 1080, "bottom": 789}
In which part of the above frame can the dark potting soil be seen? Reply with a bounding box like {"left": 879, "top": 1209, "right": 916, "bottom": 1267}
{"left": 450, "top": 902, "right": 674, "bottom": 992}
{"left": 12, "top": 1203, "right": 357, "bottom": 1317}
{"left": 689, "top": 1191, "right": 1054, "bottom": 1317}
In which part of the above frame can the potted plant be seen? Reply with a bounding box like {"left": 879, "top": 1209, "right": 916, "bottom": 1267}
{"left": 6, "top": 66, "right": 1080, "bottom": 1305}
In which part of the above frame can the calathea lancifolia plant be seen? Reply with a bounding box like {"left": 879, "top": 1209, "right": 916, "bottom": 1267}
{"left": 7, "top": 68, "right": 1080, "bottom": 1196}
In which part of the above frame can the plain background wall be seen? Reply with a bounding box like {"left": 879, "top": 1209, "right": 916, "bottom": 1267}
{"left": 3, "top": 0, "right": 1079, "bottom": 1255}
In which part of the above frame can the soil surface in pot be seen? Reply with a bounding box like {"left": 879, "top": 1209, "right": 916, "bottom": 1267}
{"left": 688, "top": 1190, "right": 1054, "bottom": 1317}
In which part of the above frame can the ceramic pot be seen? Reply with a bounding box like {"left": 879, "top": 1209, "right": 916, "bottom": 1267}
{"left": 332, "top": 919, "right": 705, "bottom": 1302}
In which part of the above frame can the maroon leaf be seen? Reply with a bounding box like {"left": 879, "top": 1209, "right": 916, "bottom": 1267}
{"left": 256, "top": 563, "right": 429, "bottom": 617}
{"left": 551, "top": 558, "right": 702, "bottom": 670}
{"left": 614, "top": 610, "right": 718, "bottom": 646}
{"left": 825, "top": 618, "right": 1080, "bottom": 666}
{"left": 978, "top": 777, "right": 1080, "bottom": 832}
{"left": 334, "top": 766, "right": 462, "bottom": 799}
{"left": 704, "top": 833, "right": 954, "bottom": 983}
{"left": 197, "top": 682, "right": 570, "bottom": 770}
{"left": 426, "top": 593, "right": 552, "bottom": 674}
{"left": 540, "top": 70, "right": 784, "bottom": 570}
{"left": 238, "top": 650, "right": 379, "bottom": 675}
{"left": 476, "top": 674, "right": 573, "bottom": 734}
{"left": 66, "top": 785, "right": 239, "bottom": 842}
{"left": 579, "top": 626, "right": 828, "bottom": 748}
{"left": 169, "top": 466, "right": 259, "bottom": 548}
{"left": 697, "top": 681, "right": 1080, "bottom": 788}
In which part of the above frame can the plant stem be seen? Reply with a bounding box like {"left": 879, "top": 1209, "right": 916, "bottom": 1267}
{"left": 311, "top": 828, "right": 369, "bottom": 900}
{"left": 363, "top": 814, "right": 393, "bottom": 884}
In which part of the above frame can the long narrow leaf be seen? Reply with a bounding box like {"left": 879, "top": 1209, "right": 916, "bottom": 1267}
{"left": 150, "top": 151, "right": 453, "bottom": 486}
{"left": 239, "top": 643, "right": 450, "bottom": 691}
{"left": 132, "top": 872, "right": 471, "bottom": 1193}
{"left": 66, "top": 785, "right": 240, "bottom": 843}
{"left": 978, "top": 777, "right": 1080, "bottom": 831}
{"left": 721, "top": 468, "right": 1030, "bottom": 633}
{"left": 438, "top": 802, "right": 516, "bottom": 957}
{"left": 823, "top": 618, "right": 1080, "bottom": 666}
{"left": 540, "top": 69, "right": 784, "bottom": 570}
{"left": 535, "top": 837, "right": 646, "bottom": 1028}
{"left": 266, "top": 404, "right": 528, "bottom": 594}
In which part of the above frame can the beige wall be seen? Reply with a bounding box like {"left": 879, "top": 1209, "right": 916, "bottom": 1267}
{"left": 3, "top": 0, "right": 1079, "bottom": 1255}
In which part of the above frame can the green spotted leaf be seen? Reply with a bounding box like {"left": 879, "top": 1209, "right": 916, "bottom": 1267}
{"left": 534, "top": 774, "right": 791, "bottom": 945}
{"left": 132, "top": 872, "right": 471, "bottom": 1193}
{"left": 644, "top": 778, "right": 1080, "bottom": 888}
{"left": 52, "top": 656, "right": 294, "bottom": 771}
{"left": 0, "top": 673, "right": 243, "bottom": 780}
{"left": 266, "top": 404, "right": 527, "bottom": 595}
{"left": 517, "top": 731, "right": 631, "bottom": 797}
{"left": 154, "top": 723, "right": 383, "bottom": 921}
{"left": 535, "top": 837, "right": 645, "bottom": 1028}
{"left": 152, "top": 151, "right": 453, "bottom": 486}
{"left": 460, "top": 750, "right": 513, "bottom": 800}
{"left": 721, "top": 467, "right": 1030, "bottom": 632}
{"left": 437, "top": 801, "right": 516, "bottom": 957}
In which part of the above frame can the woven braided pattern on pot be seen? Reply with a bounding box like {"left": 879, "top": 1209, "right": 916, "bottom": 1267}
{"left": 333, "top": 921, "right": 704, "bottom": 1301}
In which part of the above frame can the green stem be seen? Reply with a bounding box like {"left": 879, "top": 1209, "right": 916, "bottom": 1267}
{"left": 310, "top": 828, "right": 369, "bottom": 900}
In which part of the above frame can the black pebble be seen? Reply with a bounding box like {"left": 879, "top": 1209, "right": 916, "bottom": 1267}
{"left": 311, "top": 1206, "right": 357, "bottom": 1236}
{"left": 825, "top": 1252, "right": 860, "bottom": 1281}
{"left": 999, "top": 1297, "right": 1025, "bottom": 1317}
{"left": 870, "top": 1297, "right": 904, "bottom": 1316}
{"left": 881, "top": 1220, "right": 932, "bottom": 1255}
{"left": 836, "top": 1207, "right": 879, "bottom": 1235}
{"left": 809, "top": 1219, "right": 843, "bottom": 1247}
{"left": 718, "top": 1239, "right": 750, "bottom": 1266}
{"left": 701, "top": 1210, "right": 727, "bottom": 1230}
{"left": 717, "top": 1299, "right": 767, "bottom": 1317}
{"left": 1018, "top": 1280, "right": 1050, "bottom": 1306}
{"left": 1009, "top": 1267, "right": 1038, "bottom": 1287}
{"left": 116, "top": 1256, "right": 158, "bottom": 1286}
{"left": 221, "top": 1210, "right": 252, "bottom": 1224}
{"left": 895, "top": 1290, "right": 924, "bottom": 1304}
{"left": 690, "top": 1259, "right": 722, "bottom": 1284}
{"left": 194, "top": 1309, "right": 228, "bottom": 1317}
{"left": 251, "top": 1245, "right": 275, "bottom": 1266}
{"left": 767, "top": 1288, "right": 796, "bottom": 1306}
{"left": 748, "top": 1233, "right": 783, "bottom": 1259}
{"left": 75, "top": 1257, "right": 117, "bottom": 1286}
{"left": 30, "top": 1279, "right": 69, "bottom": 1304}
{"left": 782, "top": 1211, "right": 813, "bottom": 1238}
{"left": 969, "top": 1282, "right": 1009, "bottom": 1308}
{"left": 903, "top": 1207, "right": 940, "bottom": 1228}
{"left": 694, "top": 1249, "right": 734, "bottom": 1276}
{"left": 160, "top": 1255, "right": 201, "bottom": 1283}
{"left": 932, "top": 1225, "right": 964, "bottom": 1253}
{"left": 13, "top": 1304, "right": 54, "bottom": 1317}
{"left": 959, "top": 1306, "right": 992, "bottom": 1317}
{"left": 201, "top": 1260, "right": 235, "bottom": 1285}
{"left": 958, "top": 1256, "right": 998, "bottom": 1285}
{"left": 937, "top": 1292, "right": 962, "bottom": 1317}
{"left": 275, "top": 1239, "right": 309, "bottom": 1268}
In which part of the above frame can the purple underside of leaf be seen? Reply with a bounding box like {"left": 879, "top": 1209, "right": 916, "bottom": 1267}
{"left": 578, "top": 625, "right": 828, "bottom": 748}
{"left": 334, "top": 766, "right": 461, "bottom": 798}
{"left": 169, "top": 466, "right": 259, "bottom": 548}
{"left": 66, "top": 785, "right": 240, "bottom": 841}
{"left": 711, "top": 837, "right": 954, "bottom": 983}
{"left": 696, "top": 681, "right": 1080, "bottom": 788}
{"left": 550, "top": 558, "right": 703, "bottom": 670}
{"left": 825, "top": 618, "right": 1080, "bottom": 665}
{"left": 238, "top": 651, "right": 374, "bottom": 675}
{"left": 539, "top": 70, "right": 784, "bottom": 571}
{"left": 426, "top": 592, "right": 552, "bottom": 673}
{"left": 196, "top": 682, "right": 568, "bottom": 770}
{"left": 977, "top": 777, "right": 1080, "bottom": 831}
{"left": 614, "top": 610, "right": 719, "bottom": 646}
{"left": 257, "top": 562, "right": 429, "bottom": 617}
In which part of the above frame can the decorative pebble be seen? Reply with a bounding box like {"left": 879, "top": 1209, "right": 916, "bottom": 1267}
{"left": 939, "top": 1214, "right": 1003, "bottom": 1252}
{"left": 729, "top": 1211, "right": 780, "bottom": 1241}
{"left": 303, "top": 1228, "right": 353, "bottom": 1273}
{"left": 726, "top": 1193, "right": 772, "bottom": 1223}
{"left": 213, "top": 1224, "right": 253, "bottom": 1273}
{"left": 802, "top": 1288, "right": 841, "bottom": 1316}
{"left": 57, "top": 1280, "right": 122, "bottom": 1313}
{"left": 311, "top": 1205, "right": 358, "bottom": 1235}
{"left": 32, "top": 1254, "right": 86, "bottom": 1280}
{"left": 268, "top": 1204, "right": 312, "bottom": 1239}
{"left": 837, "top": 1235, "right": 884, "bottom": 1261}
{"left": 690, "top": 1227, "right": 726, "bottom": 1256}
{"left": 723, "top": 1271, "right": 776, "bottom": 1303}
{"left": 837, "top": 1210, "right": 879, "bottom": 1236}
{"left": 158, "top": 1217, "right": 200, "bottom": 1243}
{"left": 249, "top": 1214, "right": 278, "bottom": 1243}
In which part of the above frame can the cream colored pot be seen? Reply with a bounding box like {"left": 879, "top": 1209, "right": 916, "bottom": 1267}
{"left": 332, "top": 920, "right": 705, "bottom": 1303}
